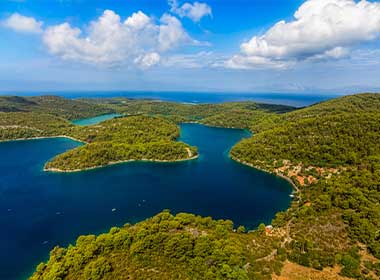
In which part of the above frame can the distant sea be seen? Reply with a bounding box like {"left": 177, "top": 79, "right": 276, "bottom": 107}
{"left": 2, "top": 91, "right": 342, "bottom": 107}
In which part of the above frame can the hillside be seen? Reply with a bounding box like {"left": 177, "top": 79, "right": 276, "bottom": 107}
{"left": 0, "top": 112, "right": 72, "bottom": 140}
{"left": 0, "top": 95, "right": 113, "bottom": 120}
{"left": 30, "top": 211, "right": 286, "bottom": 280}
{"left": 231, "top": 93, "right": 380, "bottom": 183}
{"left": 248, "top": 93, "right": 380, "bottom": 133}
{"left": 231, "top": 93, "right": 380, "bottom": 279}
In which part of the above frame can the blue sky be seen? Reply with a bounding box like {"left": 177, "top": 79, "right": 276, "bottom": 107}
{"left": 1, "top": 0, "right": 380, "bottom": 93}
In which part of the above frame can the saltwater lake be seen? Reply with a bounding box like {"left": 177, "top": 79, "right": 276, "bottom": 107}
{"left": 0, "top": 120, "right": 292, "bottom": 280}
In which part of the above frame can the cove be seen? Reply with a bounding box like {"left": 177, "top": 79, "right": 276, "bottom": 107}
{"left": 71, "top": 113, "right": 122, "bottom": 126}
{"left": 0, "top": 123, "right": 292, "bottom": 280}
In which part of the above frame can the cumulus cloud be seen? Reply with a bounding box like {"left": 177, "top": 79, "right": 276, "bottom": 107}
{"left": 3, "top": 13, "right": 43, "bottom": 33}
{"left": 42, "top": 10, "right": 199, "bottom": 67}
{"left": 158, "top": 14, "right": 193, "bottom": 51}
{"left": 169, "top": 0, "right": 212, "bottom": 22}
{"left": 227, "top": 0, "right": 380, "bottom": 69}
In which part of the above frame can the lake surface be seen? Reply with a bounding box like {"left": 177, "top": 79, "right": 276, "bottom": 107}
{"left": 72, "top": 113, "right": 122, "bottom": 126}
{"left": 0, "top": 123, "right": 292, "bottom": 280}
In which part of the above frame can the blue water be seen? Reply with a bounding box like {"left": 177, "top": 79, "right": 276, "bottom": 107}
{"left": 0, "top": 124, "right": 292, "bottom": 280}
{"left": 3, "top": 91, "right": 340, "bottom": 107}
{"left": 72, "top": 113, "right": 122, "bottom": 126}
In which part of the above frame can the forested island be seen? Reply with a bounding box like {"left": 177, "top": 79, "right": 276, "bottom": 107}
{"left": 1, "top": 93, "right": 380, "bottom": 279}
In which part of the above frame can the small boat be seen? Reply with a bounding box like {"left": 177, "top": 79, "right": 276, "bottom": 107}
{"left": 289, "top": 194, "right": 295, "bottom": 198}
{"left": 112, "top": 208, "right": 117, "bottom": 212}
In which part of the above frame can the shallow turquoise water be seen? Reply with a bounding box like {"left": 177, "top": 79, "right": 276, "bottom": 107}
{"left": 72, "top": 113, "right": 122, "bottom": 125}
{"left": 0, "top": 123, "right": 292, "bottom": 280}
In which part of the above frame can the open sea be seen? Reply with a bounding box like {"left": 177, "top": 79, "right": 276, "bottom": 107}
{"left": 3, "top": 91, "right": 340, "bottom": 107}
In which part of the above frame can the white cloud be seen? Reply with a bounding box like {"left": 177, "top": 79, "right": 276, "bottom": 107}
{"left": 308, "top": 46, "right": 350, "bottom": 61}
{"left": 42, "top": 10, "right": 198, "bottom": 67}
{"left": 124, "top": 11, "right": 151, "bottom": 29}
{"left": 3, "top": 13, "right": 43, "bottom": 33}
{"left": 169, "top": 0, "right": 212, "bottom": 22}
{"left": 134, "top": 52, "right": 161, "bottom": 69}
{"left": 227, "top": 0, "right": 380, "bottom": 69}
{"left": 226, "top": 55, "right": 292, "bottom": 70}
{"left": 158, "top": 14, "right": 193, "bottom": 51}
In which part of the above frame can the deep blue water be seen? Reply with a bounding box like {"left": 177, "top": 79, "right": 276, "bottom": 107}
{"left": 72, "top": 113, "right": 122, "bottom": 126}
{"left": 0, "top": 124, "right": 292, "bottom": 280}
{"left": 3, "top": 91, "right": 340, "bottom": 107}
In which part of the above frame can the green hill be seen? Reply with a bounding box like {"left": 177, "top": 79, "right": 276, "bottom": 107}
{"left": 45, "top": 116, "right": 198, "bottom": 172}
{"left": 0, "top": 112, "right": 73, "bottom": 140}
{"left": 0, "top": 95, "right": 113, "bottom": 119}
{"left": 30, "top": 211, "right": 285, "bottom": 280}
{"left": 230, "top": 93, "right": 380, "bottom": 278}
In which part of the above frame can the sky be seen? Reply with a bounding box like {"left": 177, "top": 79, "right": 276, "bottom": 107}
{"left": 1, "top": 0, "right": 380, "bottom": 93}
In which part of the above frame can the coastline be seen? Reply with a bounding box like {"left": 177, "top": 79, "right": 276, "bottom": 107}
{"left": 230, "top": 155, "right": 300, "bottom": 193}
{"left": 44, "top": 154, "right": 199, "bottom": 173}
{"left": 0, "top": 135, "right": 86, "bottom": 144}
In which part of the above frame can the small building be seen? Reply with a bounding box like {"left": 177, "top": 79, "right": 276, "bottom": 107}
{"left": 265, "top": 225, "right": 273, "bottom": 234}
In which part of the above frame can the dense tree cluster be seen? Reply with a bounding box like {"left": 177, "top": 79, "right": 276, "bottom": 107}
{"left": 46, "top": 141, "right": 197, "bottom": 171}
{"left": 0, "top": 112, "right": 73, "bottom": 140}
{"left": 69, "top": 116, "right": 181, "bottom": 144}
{"left": 30, "top": 211, "right": 285, "bottom": 280}
{"left": 45, "top": 116, "right": 198, "bottom": 171}
{"left": 231, "top": 113, "right": 380, "bottom": 168}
